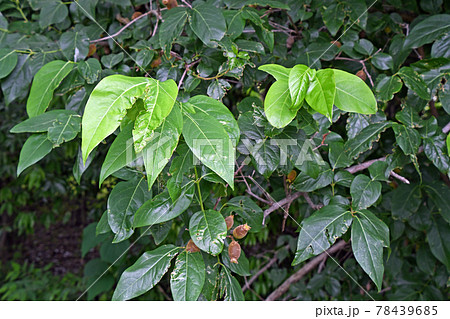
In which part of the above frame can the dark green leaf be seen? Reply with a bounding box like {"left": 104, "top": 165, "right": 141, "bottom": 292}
{"left": 344, "top": 121, "right": 393, "bottom": 159}
{"left": 189, "top": 3, "right": 226, "bottom": 47}
{"left": 189, "top": 209, "right": 227, "bottom": 256}
{"left": 391, "top": 184, "right": 422, "bottom": 220}
{"left": 404, "top": 14, "right": 450, "bottom": 49}
{"left": 59, "top": 30, "right": 89, "bottom": 62}
{"left": 170, "top": 251, "right": 205, "bottom": 301}
{"left": 112, "top": 245, "right": 180, "bottom": 300}
{"left": 0, "top": 49, "right": 17, "bottom": 79}
{"left": 17, "top": 134, "right": 53, "bottom": 176}
{"left": 350, "top": 174, "right": 382, "bottom": 210}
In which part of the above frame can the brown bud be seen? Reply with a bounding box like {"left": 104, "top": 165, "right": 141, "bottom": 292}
{"left": 286, "top": 170, "right": 297, "bottom": 183}
{"left": 186, "top": 239, "right": 200, "bottom": 253}
{"left": 233, "top": 223, "right": 251, "bottom": 239}
{"left": 356, "top": 69, "right": 366, "bottom": 81}
{"left": 228, "top": 240, "right": 241, "bottom": 264}
{"left": 225, "top": 215, "right": 234, "bottom": 230}
{"left": 332, "top": 41, "right": 342, "bottom": 48}
{"left": 150, "top": 56, "right": 162, "bottom": 68}
{"left": 132, "top": 11, "right": 143, "bottom": 20}
{"left": 87, "top": 44, "right": 96, "bottom": 57}
{"left": 162, "top": 0, "right": 178, "bottom": 9}
{"left": 286, "top": 36, "right": 295, "bottom": 49}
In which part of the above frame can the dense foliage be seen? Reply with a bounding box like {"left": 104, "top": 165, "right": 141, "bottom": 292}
{"left": 1, "top": 0, "right": 449, "bottom": 301}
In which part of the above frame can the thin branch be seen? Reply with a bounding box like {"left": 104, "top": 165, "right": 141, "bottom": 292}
{"left": 443, "top": 121, "right": 450, "bottom": 134}
{"left": 390, "top": 171, "right": 410, "bottom": 184}
{"left": 301, "top": 192, "right": 323, "bottom": 210}
{"left": 265, "top": 240, "right": 348, "bottom": 301}
{"left": 263, "top": 192, "right": 302, "bottom": 225}
{"left": 345, "top": 157, "right": 386, "bottom": 174}
{"left": 91, "top": 11, "right": 155, "bottom": 43}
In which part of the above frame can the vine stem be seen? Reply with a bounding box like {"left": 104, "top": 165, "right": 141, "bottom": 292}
{"left": 194, "top": 167, "right": 204, "bottom": 212}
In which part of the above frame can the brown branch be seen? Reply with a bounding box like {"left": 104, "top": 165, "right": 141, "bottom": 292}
{"left": 265, "top": 240, "right": 348, "bottom": 301}
{"left": 90, "top": 11, "right": 156, "bottom": 43}
{"left": 301, "top": 192, "right": 323, "bottom": 210}
{"left": 262, "top": 192, "right": 302, "bottom": 225}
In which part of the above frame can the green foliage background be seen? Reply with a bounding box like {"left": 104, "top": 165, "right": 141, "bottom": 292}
{"left": 0, "top": 0, "right": 449, "bottom": 301}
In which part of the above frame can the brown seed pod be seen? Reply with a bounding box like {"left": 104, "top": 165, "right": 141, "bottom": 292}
{"left": 225, "top": 215, "right": 234, "bottom": 230}
{"left": 286, "top": 169, "right": 297, "bottom": 183}
{"left": 332, "top": 41, "right": 342, "bottom": 48}
{"left": 186, "top": 239, "right": 200, "bottom": 253}
{"left": 162, "top": 0, "right": 178, "bottom": 9}
{"left": 356, "top": 69, "right": 366, "bottom": 81}
{"left": 233, "top": 223, "right": 251, "bottom": 239}
{"left": 228, "top": 240, "right": 241, "bottom": 264}
{"left": 131, "top": 11, "right": 143, "bottom": 20}
{"left": 87, "top": 44, "right": 96, "bottom": 57}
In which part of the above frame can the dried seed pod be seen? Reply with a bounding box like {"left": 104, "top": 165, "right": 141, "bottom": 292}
{"left": 162, "top": 0, "right": 178, "bottom": 9}
{"left": 131, "top": 11, "right": 143, "bottom": 20}
{"left": 233, "top": 223, "right": 251, "bottom": 239}
{"left": 186, "top": 239, "right": 200, "bottom": 253}
{"left": 332, "top": 41, "right": 342, "bottom": 48}
{"left": 225, "top": 215, "right": 234, "bottom": 230}
{"left": 356, "top": 69, "right": 366, "bottom": 81}
{"left": 87, "top": 44, "right": 96, "bottom": 57}
{"left": 228, "top": 240, "right": 241, "bottom": 264}
{"left": 286, "top": 169, "right": 297, "bottom": 183}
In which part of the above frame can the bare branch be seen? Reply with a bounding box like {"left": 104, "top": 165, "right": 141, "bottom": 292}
{"left": 265, "top": 240, "right": 348, "bottom": 301}
{"left": 443, "top": 121, "right": 450, "bottom": 134}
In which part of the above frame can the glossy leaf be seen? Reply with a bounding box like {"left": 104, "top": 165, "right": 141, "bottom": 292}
{"left": 112, "top": 245, "right": 180, "bottom": 300}
{"left": 26, "top": 61, "right": 74, "bottom": 117}
{"left": 221, "top": 248, "right": 251, "bottom": 276}
{"left": 375, "top": 75, "right": 403, "bottom": 102}
{"left": 220, "top": 266, "right": 244, "bottom": 301}
{"left": 393, "top": 124, "right": 421, "bottom": 155}
{"left": 289, "top": 64, "right": 311, "bottom": 108}
{"left": 17, "top": 134, "right": 53, "bottom": 176}
{"left": 333, "top": 69, "right": 377, "bottom": 114}
{"left": 167, "top": 144, "right": 194, "bottom": 201}
{"left": 107, "top": 177, "right": 151, "bottom": 243}
{"left": 160, "top": 7, "right": 189, "bottom": 48}
{"left": 189, "top": 210, "right": 227, "bottom": 256}
{"left": 134, "top": 181, "right": 195, "bottom": 227}
{"left": 258, "top": 64, "right": 290, "bottom": 81}
{"left": 182, "top": 110, "right": 235, "bottom": 187}
{"left": 306, "top": 69, "right": 335, "bottom": 120}
{"left": 82, "top": 75, "right": 149, "bottom": 163}
{"left": 292, "top": 205, "right": 352, "bottom": 265}
{"left": 189, "top": 3, "right": 226, "bottom": 47}
{"left": 404, "top": 14, "right": 450, "bottom": 49}
{"left": 170, "top": 251, "right": 205, "bottom": 301}
{"left": 47, "top": 113, "right": 81, "bottom": 146}
{"left": 59, "top": 30, "right": 89, "bottom": 62}
{"left": 264, "top": 80, "right": 297, "bottom": 128}
{"left": 78, "top": 58, "right": 102, "bottom": 84}
{"left": 226, "top": 196, "right": 264, "bottom": 232}
{"left": 344, "top": 122, "right": 393, "bottom": 159}
{"left": 398, "top": 67, "right": 430, "bottom": 100}
{"left": 391, "top": 184, "right": 422, "bottom": 220}
{"left": 423, "top": 135, "right": 450, "bottom": 175}
{"left": 351, "top": 209, "right": 389, "bottom": 291}
{"left": 350, "top": 174, "right": 382, "bottom": 210}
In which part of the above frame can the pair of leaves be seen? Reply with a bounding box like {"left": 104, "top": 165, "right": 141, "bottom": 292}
{"left": 259, "top": 64, "right": 377, "bottom": 128}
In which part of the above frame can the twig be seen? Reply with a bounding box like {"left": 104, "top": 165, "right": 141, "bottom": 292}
{"left": 263, "top": 192, "right": 302, "bottom": 225}
{"left": 243, "top": 254, "right": 279, "bottom": 292}
{"left": 390, "top": 171, "right": 410, "bottom": 184}
{"left": 301, "top": 192, "right": 323, "bottom": 210}
{"left": 246, "top": 190, "right": 271, "bottom": 205}
{"left": 345, "top": 157, "right": 385, "bottom": 174}
{"left": 181, "top": 0, "right": 192, "bottom": 9}
{"left": 442, "top": 121, "right": 450, "bottom": 134}
{"left": 91, "top": 11, "right": 155, "bottom": 43}
{"left": 265, "top": 240, "right": 348, "bottom": 301}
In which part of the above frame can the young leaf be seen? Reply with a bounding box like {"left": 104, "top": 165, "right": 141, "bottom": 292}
{"left": 170, "top": 251, "right": 205, "bottom": 301}
{"left": 112, "top": 245, "right": 180, "bottom": 301}
{"left": 333, "top": 69, "right": 377, "bottom": 114}
{"left": 350, "top": 174, "right": 382, "bottom": 210}
{"left": 306, "top": 69, "right": 335, "bottom": 120}
{"left": 292, "top": 205, "right": 352, "bottom": 265}
{"left": 26, "top": 61, "right": 74, "bottom": 117}
{"left": 99, "top": 123, "right": 137, "bottom": 186}
{"left": 264, "top": 80, "right": 297, "bottom": 128}
{"left": 81, "top": 75, "right": 149, "bottom": 163}
{"left": 132, "top": 79, "right": 178, "bottom": 153}
{"left": 142, "top": 103, "right": 183, "bottom": 189}
{"left": 189, "top": 210, "right": 227, "bottom": 256}
{"left": 134, "top": 181, "right": 195, "bottom": 227}
{"left": 17, "top": 134, "right": 53, "bottom": 176}
{"left": 258, "top": 64, "right": 291, "bottom": 81}
{"left": 182, "top": 110, "right": 235, "bottom": 187}
{"left": 351, "top": 210, "right": 389, "bottom": 291}
{"left": 189, "top": 2, "right": 226, "bottom": 47}
{"left": 289, "top": 64, "right": 311, "bottom": 108}
{"left": 107, "top": 177, "right": 151, "bottom": 243}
